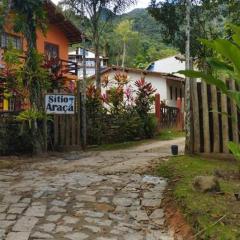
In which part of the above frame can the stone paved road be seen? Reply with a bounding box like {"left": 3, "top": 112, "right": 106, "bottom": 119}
{"left": 0, "top": 138, "right": 184, "bottom": 240}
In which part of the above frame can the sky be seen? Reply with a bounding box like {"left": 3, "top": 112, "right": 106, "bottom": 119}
{"left": 51, "top": 0, "right": 151, "bottom": 13}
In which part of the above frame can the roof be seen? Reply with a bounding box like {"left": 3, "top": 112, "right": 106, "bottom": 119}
{"left": 89, "top": 66, "right": 185, "bottom": 82}
{"left": 45, "top": 1, "right": 83, "bottom": 44}
{"left": 146, "top": 55, "right": 185, "bottom": 78}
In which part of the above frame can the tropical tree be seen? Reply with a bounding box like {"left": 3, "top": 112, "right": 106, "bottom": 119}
{"left": 148, "top": 0, "right": 237, "bottom": 63}
{"left": 0, "top": 0, "right": 49, "bottom": 153}
{"left": 149, "top": 0, "right": 195, "bottom": 152}
{"left": 59, "top": 0, "right": 136, "bottom": 91}
{"left": 13, "top": 0, "right": 47, "bottom": 105}
{"left": 115, "top": 20, "right": 138, "bottom": 68}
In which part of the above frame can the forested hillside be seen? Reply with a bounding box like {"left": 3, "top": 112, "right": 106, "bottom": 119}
{"left": 66, "top": 7, "right": 177, "bottom": 69}
{"left": 117, "top": 8, "right": 163, "bottom": 44}
{"left": 105, "top": 8, "right": 177, "bottom": 68}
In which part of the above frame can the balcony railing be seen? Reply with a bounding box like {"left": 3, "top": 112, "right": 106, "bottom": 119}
{"left": 58, "top": 59, "right": 78, "bottom": 76}
{"left": 16, "top": 56, "right": 78, "bottom": 77}
{"left": 43, "top": 58, "right": 78, "bottom": 77}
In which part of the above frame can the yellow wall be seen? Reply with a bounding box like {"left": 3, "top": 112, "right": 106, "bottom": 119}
{"left": 3, "top": 98, "right": 8, "bottom": 111}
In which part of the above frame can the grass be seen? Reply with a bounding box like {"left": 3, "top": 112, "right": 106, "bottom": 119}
{"left": 89, "top": 129, "right": 185, "bottom": 151}
{"left": 156, "top": 156, "right": 240, "bottom": 240}
{"left": 88, "top": 139, "right": 149, "bottom": 151}
{"left": 155, "top": 128, "right": 185, "bottom": 141}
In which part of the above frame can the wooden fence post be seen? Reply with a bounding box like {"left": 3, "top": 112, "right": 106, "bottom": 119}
{"left": 202, "top": 82, "right": 211, "bottom": 153}
{"left": 221, "top": 80, "right": 229, "bottom": 153}
{"left": 211, "top": 85, "right": 220, "bottom": 153}
{"left": 229, "top": 80, "right": 239, "bottom": 144}
{"left": 43, "top": 90, "right": 48, "bottom": 152}
{"left": 192, "top": 79, "right": 200, "bottom": 153}
{"left": 155, "top": 93, "right": 161, "bottom": 128}
{"left": 176, "top": 97, "right": 183, "bottom": 130}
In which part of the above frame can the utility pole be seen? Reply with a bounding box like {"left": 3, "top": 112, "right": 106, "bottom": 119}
{"left": 80, "top": 0, "right": 87, "bottom": 149}
{"left": 185, "top": 0, "right": 193, "bottom": 153}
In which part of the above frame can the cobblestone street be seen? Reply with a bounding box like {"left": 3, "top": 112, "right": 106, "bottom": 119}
{"left": 0, "top": 138, "right": 184, "bottom": 240}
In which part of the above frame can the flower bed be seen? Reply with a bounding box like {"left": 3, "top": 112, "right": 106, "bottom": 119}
{"left": 86, "top": 73, "right": 158, "bottom": 145}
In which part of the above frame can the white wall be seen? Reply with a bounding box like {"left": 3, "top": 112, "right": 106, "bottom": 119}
{"left": 99, "top": 71, "right": 184, "bottom": 107}
{"left": 147, "top": 56, "right": 185, "bottom": 78}
{"left": 78, "top": 68, "right": 96, "bottom": 78}
{"left": 102, "top": 71, "right": 166, "bottom": 95}
{"left": 166, "top": 79, "right": 184, "bottom": 107}
{"left": 69, "top": 48, "right": 106, "bottom": 78}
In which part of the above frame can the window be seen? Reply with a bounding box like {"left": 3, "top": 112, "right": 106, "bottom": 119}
{"left": 170, "top": 86, "right": 173, "bottom": 100}
{"left": 175, "top": 87, "right": 178, "bottom": 100}
{"left": 45, "top": 43, "right": 59, "bottom": 60}
{"left": 146, "top": 63, "right": 154, "bottom": 71}
{"left": 0, "top": 32, "right": 22, "bottom": 50}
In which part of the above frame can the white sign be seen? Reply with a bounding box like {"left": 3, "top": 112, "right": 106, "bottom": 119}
{"left": 45, "top": 94, "right": 75, "bottom": 114}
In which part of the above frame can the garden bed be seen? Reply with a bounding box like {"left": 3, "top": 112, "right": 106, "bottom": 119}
{"left": 156, "top": 156, "right": 240, "bottom": 239}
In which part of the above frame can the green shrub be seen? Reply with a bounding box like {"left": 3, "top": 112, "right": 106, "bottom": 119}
{"left": 144, "top": 115, "right": 158, "bottom": 138}
{"left": 86, "top": 76, "right": 157, "bottom": 145}
{"left": 0, "top": 121, "right": 33, "bottom": 155}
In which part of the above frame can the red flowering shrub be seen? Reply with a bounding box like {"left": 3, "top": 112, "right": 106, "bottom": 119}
{"left": 114, "top": 71, "right": 129, "bottom": 86}
{"left": 101, "top": 74, "right": 109, "bottom": 88}
{"left": 107, "top": 86, "right": 124, "bottom": 111}
{"left": 86, "top": 75, "right": 157, "bottom": 144}
{"left": 135, "top": 78, "right": 157, "bottom": 138}
{"left": 86, "top": 84, "right": 103, "bottom": 114}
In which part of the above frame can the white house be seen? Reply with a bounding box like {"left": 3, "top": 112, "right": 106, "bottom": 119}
{"left": 146, "top": 55, "right": 185, "bottom": 78}
{"left": 96, "top": 66, "right": 185, "bottom": 107}
{"left": 69, "top": 47, "right": 108, "bottom": 78}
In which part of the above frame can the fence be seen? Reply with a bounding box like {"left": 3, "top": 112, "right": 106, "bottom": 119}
{"left": 160, "top": 106, "right": 179, "bottom": 128}
{"left": 155, "top": 93, "right": 184, "bottom": 130}
{"left": 51, "top": 89, "right": 81, "bottom": 151}
{"left": 191, "top": 80, "right": 239, "bottom": 154}
{"left": 52, "top": 114, "right": 81, "bottom": 150}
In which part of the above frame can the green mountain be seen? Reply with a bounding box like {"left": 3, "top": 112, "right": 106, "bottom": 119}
{"left": 65, "top": 7, "right": 177, "bottom": 68}
{"left": 107, "top": 8, "right": 177, "bottom": 68}
{"left": 116, "top": 8, "right": 164, "bottom": 43}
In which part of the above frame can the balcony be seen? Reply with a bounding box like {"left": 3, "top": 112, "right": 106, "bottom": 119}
{"left": 44, "top": 58, "right": 78, "bottom": 77}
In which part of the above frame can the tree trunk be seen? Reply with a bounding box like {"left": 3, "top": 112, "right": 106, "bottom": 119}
{"left": 81, "top": 23, "right": 87, "bottom": 149}
{"left": 95, "top": 41, "right": 101, "bottom": 92}
{"left": 184, "top": 0, "right": 193, "bottom": 154}
{"left": 122, "top": 41, "right": 126, "bottom": 68}
{"left": 26, "top": 14, "right": 43, "bottom": 155}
